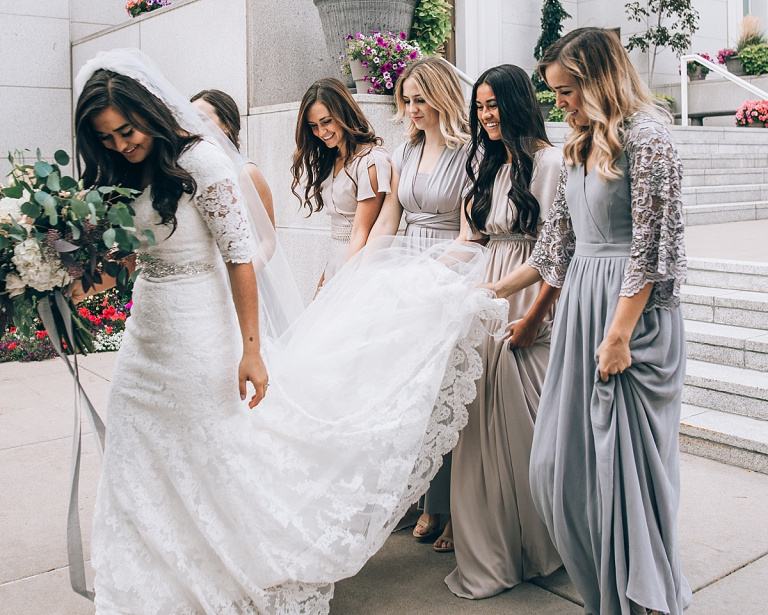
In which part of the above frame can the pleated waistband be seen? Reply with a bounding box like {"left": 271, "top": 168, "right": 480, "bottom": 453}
{"left": 574, "top": 242, "right": 631, "bottom": 257}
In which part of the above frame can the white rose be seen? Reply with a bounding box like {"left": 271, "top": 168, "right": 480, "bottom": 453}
{"left": 4, "top": 273, "right": 26, "bottom": 297}
{"left": 12, "top": 238, "right": 71, "bottom": 293}
{"left": 0, "top": 197, "right": 24, "bottom": 224}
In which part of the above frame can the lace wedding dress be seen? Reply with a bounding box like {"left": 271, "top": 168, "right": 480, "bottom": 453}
{"left": 91, "top": 140, "right": 506, "bottom": 615}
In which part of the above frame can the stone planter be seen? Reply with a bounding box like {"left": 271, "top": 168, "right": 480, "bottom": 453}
{"left": 688, "top": 66, "right": 708, "bottom": 81}
{"left": 738, "top": 121, "right": 767, "bottom": 128}
{"left": 726, "top": 55, "right": 746, "bottom": 76}
{"left": 539, "top": 102, "right": 554, "bottom": 122}
{"left": 314, "top": 0, "right": 418, "bottom": 86}
{"left": 349, "top": 58, "right": 373, "bottom": 93}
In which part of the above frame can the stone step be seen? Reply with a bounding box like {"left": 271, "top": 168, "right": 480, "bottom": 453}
{"left": 683, "top": 201, "right": 768, "bottom": 226}
{"left": 685, "top": 320, "right": 768, "bottom": 372}
{"left": 681, "top": 284, "right": 768, "bottom": 329}
{"left": 677, "top": 153, "right": 768, "bottom": 170}
{"left": 683, "top": 359, "right": 768, "bottom": 420}
{"left": 682, "top": 184, "right": 768, "bottom": 207}
{"left": 682, "top": 168, "right": 768, "bottom": 188}
{"left": 686, "top": 258, "right": 768, "bottom": 293}
{"left": 679, "top": 404, "right": 768, "bottom": 474}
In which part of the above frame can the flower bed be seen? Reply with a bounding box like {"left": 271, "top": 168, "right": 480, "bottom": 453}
{"left": 735, "top": 100, "right": 768, "bottom": 126}
{"left": 126, "top": 0, "right": 171, "bottom": 18}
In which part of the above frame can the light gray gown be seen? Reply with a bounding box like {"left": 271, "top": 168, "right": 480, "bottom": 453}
{"left": 527, "top": 114, "right": 691, "bottom": 615}
{"left": 445, "top": 146, "right": 564, "bottom": 598}
{"left": 393, "top": 139, "right": 470, "bottom": 515}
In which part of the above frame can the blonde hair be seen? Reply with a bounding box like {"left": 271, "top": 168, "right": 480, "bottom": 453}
{"left": 394, "top": 57, "right": 470, "bottom": 149}
{"left": 538, "top": 27, "right": 670, "bottom": 180}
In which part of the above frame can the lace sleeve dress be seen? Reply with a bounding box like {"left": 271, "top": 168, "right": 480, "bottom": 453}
{"left": 527, "top": 113, "right": 691, "bottom": 615}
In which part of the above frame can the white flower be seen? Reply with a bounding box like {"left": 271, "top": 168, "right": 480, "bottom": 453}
{"left": 0, "top": 197, "right": 23, "bottom": 224}
{"left": 12, "top": 238, "right": 71, "bottom": 293}
{"left": 4, "top": 273, "right": 26, "bottom": 297}
{"left": 374, "top": 57, "right": 381, "bottom": 64}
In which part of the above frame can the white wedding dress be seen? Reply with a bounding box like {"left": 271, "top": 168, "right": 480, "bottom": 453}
{"left": 92, "top": 140, "right": 506, "bottom": 614}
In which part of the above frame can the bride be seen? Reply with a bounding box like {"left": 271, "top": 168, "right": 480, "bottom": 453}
{"left": 70, "top": 49, "right": 506, "bottom": 614}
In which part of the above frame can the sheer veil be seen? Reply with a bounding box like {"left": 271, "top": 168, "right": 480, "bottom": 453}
{"left": 74, "top": 48, "right": 304, "bottom": 340}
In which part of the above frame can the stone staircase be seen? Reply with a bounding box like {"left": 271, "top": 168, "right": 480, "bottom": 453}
{"left": 679, "top": 258, "right": 768, "bottom": 474}
{"left": 669, "top": 128, "right": 768, "bottom": 473}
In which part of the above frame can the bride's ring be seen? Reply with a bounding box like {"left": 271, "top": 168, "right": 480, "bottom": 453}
{"left": 265, "top": 382, "right": 270, "bottom": 388}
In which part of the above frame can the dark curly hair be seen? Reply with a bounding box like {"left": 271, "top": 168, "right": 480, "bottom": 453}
{"left": 75, "top": 69, "right": 201, "bottom": 234}
{"left": 465, "top": 64, "right": 551, "bottom": 236}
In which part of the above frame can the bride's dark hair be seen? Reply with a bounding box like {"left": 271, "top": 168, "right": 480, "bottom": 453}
{"left": 465, "top": 64, "right": 551, "bottom": 235}
{"left": 291, "top": 77, "right": 381, "bottom": 214}
{"left": 75, "top": 69, "right": 201, "bottom": 234}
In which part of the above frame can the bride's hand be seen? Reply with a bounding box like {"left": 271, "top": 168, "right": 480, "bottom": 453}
{"left": 477, "top": 281, "right": 499, "bottom": 297}
{"left": 239, "top": 352, "right": 269, "bottom": 409}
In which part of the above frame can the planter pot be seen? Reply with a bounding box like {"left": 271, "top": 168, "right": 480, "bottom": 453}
{"left": 738, "top": 121, "right": 767, "bottom": 128}
{"left": 725, "top": 55, "right": 746, "bottom": 76}
{"left": 539, "top": 102, "right": 554, "bottom": 122}
{"left": 349, "top": 58, "right": 373, "bottom": 93}
{"left": 314, "top": 0, "right": 418, "bottom": 87}
{"left": 687, "top": 66, "right": 708, "bottom": 81}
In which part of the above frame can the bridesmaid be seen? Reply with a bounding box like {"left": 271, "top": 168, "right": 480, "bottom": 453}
{"left": 191, "top": 88, "right": 275, "bottom": 226}
{"left": 291, "top": 78, "right": 391, "bottom": 292}
{"left": 486, "top": 28, "right": 690, "bottom": 615}
{"left": 445, "top": 64, "right": 563, "bottom": 599}
{"left": 368, "top": 56, "right": 471, "bottom": 552}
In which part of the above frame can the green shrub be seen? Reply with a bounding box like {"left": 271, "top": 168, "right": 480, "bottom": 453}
{"left": 547, "top": 106, "right": 566, "bottom": 122}
{"left": 536, "top": 90, "right": 557, "bottom": 104}
{"left": 653, "top": 92, "right": 676, "bottom": 111}
{"left": 411, "top": 0, "right": 452, "bottom": 56}
{"left": 738, "top": 44, "right": 768, "bottom": 75}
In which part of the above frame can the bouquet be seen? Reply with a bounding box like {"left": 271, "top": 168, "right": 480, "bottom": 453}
{"left": 735, "top": 100, "right": 768, "bottom": 126}
{"left": 0, "top": 149, "right": 147, "bottom": 355}
{"left": 126, "top": 0, "right": 171, "bottom": 18}
{"left": 341, "top": 31, "right": 422, "bottom": 94}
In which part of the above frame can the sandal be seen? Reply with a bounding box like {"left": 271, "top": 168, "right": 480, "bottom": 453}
{"left": 433, "top": 533, "right": 454, "bottom": 553}
{"left": 412, "top": 515, "right": 441, "bottom": 542}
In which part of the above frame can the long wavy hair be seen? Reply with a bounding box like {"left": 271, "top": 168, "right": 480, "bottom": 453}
{"left": 75, "top": 69, "right": 200, "bottom": 234}
{"left": 291, "top": 78, "right": 381, "bottom": 214}
{"left": 394, "top": 57, "right": 470, "bottom": 149}
{"left": 190, "top": 88, "right": 242, "bottom": 149}
{"left": 538, "top": 27, "right": 669, "bottom": 180}
{"left": 465, "top": 64, "right": 550, "bottom": 236}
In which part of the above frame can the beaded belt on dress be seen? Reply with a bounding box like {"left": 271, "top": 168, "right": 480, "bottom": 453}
{"left": 137, "top": 254, "right": 216, "bottom": 279}
{"left": 331, "top": 224, "right": 352, "bottom": 244}
{"left": 487, "top": 233, "right": 535, "bottom": 242}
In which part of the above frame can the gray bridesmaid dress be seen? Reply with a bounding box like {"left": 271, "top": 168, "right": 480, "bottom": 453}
{"left": 445, "top": 146, "right": 563, "bottom": 598}
{"left": 527, "top": 114, "right": 691, "bottom": 615}
{"left": 392, "top": 140, "right": 469, "bottom": 517}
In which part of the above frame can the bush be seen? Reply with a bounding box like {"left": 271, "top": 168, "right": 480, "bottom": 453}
{"left": 410, "top": 0, "right": 452, "bottom": 56}
{"left": 738, "top": 44, "right": 768, "bottom": 75}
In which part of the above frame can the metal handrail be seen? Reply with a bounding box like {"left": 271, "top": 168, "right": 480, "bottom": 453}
{"left": 439, "top": 57, "right": 475, "bottom": 88}
{"left": 679, "top": 54, "right": 768, "bottom": 126}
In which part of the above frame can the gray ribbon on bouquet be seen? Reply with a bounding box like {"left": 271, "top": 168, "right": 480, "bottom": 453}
{"left": 37, "top": 290, "right": 106, "bottom": 601}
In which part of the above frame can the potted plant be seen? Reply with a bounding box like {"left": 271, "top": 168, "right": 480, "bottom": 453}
{"left": 735, "top": 100, "right": 768, "bottom": 127}
{"left": 718, "top": 47, "right": 743, "bottom": 75}
{"left": 410, "top": 0, "right": 452, "bottom": 56}
{"left": 687, "top": 52, "right": 712, "bottom": 81}
{"left": 314, "top": 0, "right": 419, "bottom": 84}
{"left": 341, "top": 31, "right": 421, "bottom": 94}
{"left": 125, "top": 0, "right": 171, "bottom": 18}
{"left": 725, "top": 15, "right": 768, "bottom": 75}
{"left": 738, "top": 43, "right": 768, "bottom": 76}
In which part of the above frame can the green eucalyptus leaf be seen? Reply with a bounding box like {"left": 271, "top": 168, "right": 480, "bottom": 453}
{"left": 129, "top": 234, "right": 142, "bottom": 251}
{"left": 102, "top": 227, "right": 116, "bottom": 247}
{"left": 142, "top": 229, "right": 156, "bottom": 246}
{"left": 34, "top": 161, "right": 53, "bottom": 178}
{"left": 34, "top": 191, "right": 48, "bottom": 205}
{"left": 2, "top": 185, "right": 23, "bottom": 199}
{"left": 113, "top": 227, "right": 129, "bottom": 246}
{"left": 54, "top": 150, "right": 70, "bottom": 166}
{"left": 46, "top": 171, "right": 61, "bottom": 192}
{"left": 85, "top": 190, "right": 102, "bottom": 206}
{"left": 21, "top": 201, "right": 41, "bottom": 218}
{"left": 66, "top": 221, "right": 81, "bottom": 240}
{"left": 60, "top": 176, "right": 78, "bottom": 191}
{"left": 8, "top": 231, "right": 27, "bottom": 242}
{"left": 70, "top": 198, "right": 89, "bottom": 218}
{"left": 43, "top": 193, "right": 57, "bottom": 214}
{"left": 0, "top": 235, "right": 8, "bottom": 249}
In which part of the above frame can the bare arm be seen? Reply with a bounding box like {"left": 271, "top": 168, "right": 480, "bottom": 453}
{"left": 506, "top": 282, "right": 561, "bottom": 348}
{"left": 347, "top": 163, "right": 385, "bottom": 260}
{"left": 368, "top": 167, "right": 403, "bottom": 240}
{"left": 596, "top": 282, "right": 653, "bottom": 382}
{"left": 245, "top": 163, "right": 275, "bottom": 228}
{"left": 226, "top": 260, "right": 269, "bottom": 408}
{"left": 480, "top": 262, "right": 543, "bottom": 298}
